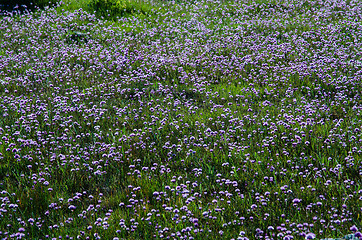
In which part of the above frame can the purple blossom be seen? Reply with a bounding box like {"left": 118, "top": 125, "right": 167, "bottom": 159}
{"left": 305, "top": 233, "right": 316, "bottom": 239}
{"left": 351, "top": 225, "right": 359, "bottom": 232}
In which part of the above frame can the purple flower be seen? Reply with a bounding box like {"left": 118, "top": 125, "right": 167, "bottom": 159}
{"left": 305, "top": 233, "right": 316, "bottom": 239}
{"left": 351, "top": 225, "right": 358, "bottom": 232}
{"left": 292, "top": 198, "right": 301, "bottom": 204}
{"left": 69, "top": 205, "right": 76, "bottom": 210}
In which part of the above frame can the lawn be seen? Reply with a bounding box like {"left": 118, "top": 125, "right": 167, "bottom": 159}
{"left": 0, "top": 0, "right": 361, "bottom": 239}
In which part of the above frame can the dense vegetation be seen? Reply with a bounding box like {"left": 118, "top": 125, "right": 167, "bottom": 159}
{"left": 0, "top": 0, "right": 58, "bottom": 12}
{"left": 0, "top": 0, "right": 361, "bottom": 239}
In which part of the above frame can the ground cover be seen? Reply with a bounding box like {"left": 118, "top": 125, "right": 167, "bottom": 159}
{"left": 0, "top": 0, "right": 361, "bottom": 239}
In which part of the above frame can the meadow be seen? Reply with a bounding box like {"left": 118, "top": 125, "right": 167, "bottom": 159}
{"left": 0, "top": 0, "right": 361, "bottom": 239}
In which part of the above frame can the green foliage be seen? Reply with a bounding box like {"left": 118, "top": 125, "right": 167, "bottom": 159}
{"left": 89, "top": 0, "right": 152, "bottom": 19}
